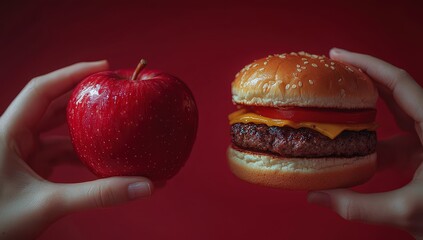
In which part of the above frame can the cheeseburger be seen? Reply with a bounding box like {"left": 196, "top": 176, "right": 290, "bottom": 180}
{"left": 228, "top": 52, "right": 378, "bottom": 190}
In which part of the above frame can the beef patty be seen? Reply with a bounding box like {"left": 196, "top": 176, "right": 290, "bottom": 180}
{"left": 231, "top": 123, "right": 376, "bottom": 158}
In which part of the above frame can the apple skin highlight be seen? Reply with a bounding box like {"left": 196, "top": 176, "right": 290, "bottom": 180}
{"left": 67, "top": 67, "right": 198, "bottom": 181}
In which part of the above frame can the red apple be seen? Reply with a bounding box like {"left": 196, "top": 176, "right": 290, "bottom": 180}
{"left": 67, "top": 60, "right": 198, "bottom": 181}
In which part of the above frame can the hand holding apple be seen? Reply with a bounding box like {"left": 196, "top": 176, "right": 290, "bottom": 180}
{"left": 67, "top": 59, "right": 198, "bottom": 181}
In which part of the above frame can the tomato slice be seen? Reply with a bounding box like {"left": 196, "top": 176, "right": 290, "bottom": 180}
{"left": 249, "top": 106, "right": 376, "bottom": 124}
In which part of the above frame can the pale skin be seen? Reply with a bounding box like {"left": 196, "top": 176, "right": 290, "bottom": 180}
{"left": 0, "top": 61, "right": 153, "bottom": 240}
{"left": 308, "top": 48, "right": 423, "bottom": 239}
{"left": 1, "top": 51, "right": 422, "bottom": 239}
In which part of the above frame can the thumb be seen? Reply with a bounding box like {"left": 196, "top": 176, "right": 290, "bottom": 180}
{"left": 307, "top": 189, "right": 403, "bottom": 225}
{"left": 55, "top": 177, "right": 153, "bottom": 213}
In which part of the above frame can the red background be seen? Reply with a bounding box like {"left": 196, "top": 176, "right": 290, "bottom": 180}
{"left": 1, "top": 1, "right": 422, "bottom": 239}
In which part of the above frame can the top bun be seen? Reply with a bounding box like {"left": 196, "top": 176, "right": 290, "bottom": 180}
{"left": 232, "top": 52, "right": 378, "bottom": 109}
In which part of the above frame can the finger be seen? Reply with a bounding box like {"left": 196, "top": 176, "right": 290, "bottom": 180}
{"left": 55, "top": 177, "right": 153, "bottom": 213}
{"left": 330, "top": 48, "right": 415, "bottom": 132}
{"left": 416, "top": 122, "right": 423, "bottom": 146}
{"left": 376, "top": 81, "right": 415, "bottom": 132}
{"left": 37, "top": 90, "right": 72, "bottom": 133}
{"left": 411, "top": 146, "right": 423, "bottom": 180}
{"left": 1, "top": 60, "right": 108, "bottom": 135}
{"left": 308, "top": 188, "right": 406, "bottom": 226}
{"left": 28, "top": 136, "right": 79, "bottom": 178}
{"left": 329, "top": 48, "right": 423, "bottom": 124}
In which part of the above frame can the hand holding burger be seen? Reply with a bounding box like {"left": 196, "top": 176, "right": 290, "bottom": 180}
{"left": 228, "top": 51, "right": 378, "bottom": 190}
{"left": 308, "top": 48, "right": 423, "bottom": 239}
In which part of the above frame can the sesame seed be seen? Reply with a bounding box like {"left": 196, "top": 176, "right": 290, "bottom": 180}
{"left": 308, "top": 79, "right": 314, "bottom": 85}
{"left": 299, "top": 51, "right": 305, "bottom": 56}
{"left": 296, "top": 64, "right": 301, "bottom": 68}
{"left": 358, "top": 68, "right": 363, "bottom": 72}
{"left": 290, "top": 52, "right": 298, "bottom": 56}
{"left": 301, "top": 66, "right": 306, "bottom": 69}
{"left": 297, "top": 68, "right": 302, "bottom": 72}
{"left": 330, "top": 62, "right": 335, "bottom": 65}
{"left": 318, "top": 56, "right": 324, "bottom": 59}
{"left": 312, "top": 54, "right": 318, "bottom": 58}
{"left": 311, "top": 63, "right": 318, "bottom": 67}
{"left": 325, "top": 64, "right": 329, "bottom": 67}
{"left": 301, "top": 58, "right": 308, "bottom": 61}
{"left": 235, "top": 72, "right": 240, "bottom": 77}
{"left": 264, "top": 61, "right": 268, "bottom": 65}
{"left": 338, "top": 78, "right": 342, "bottom": 82}
{"left": 285, "top": 84, "right": 290, "bottom": 90}
{"left": 292, "top": 84, "right": 297, "bottom": 89}
{"left": 330, "top": 66, "right": 335, "bottom": 70}
{"left": 259, "top": 68, "right": 265, "bottom": 71}
{"left": 279, "top": 54, "right": 286, "bottom": 58}
{"left": 320, "top": 59, "right": 325, "bottom": 62}
{"left": 304, "top": 61, "right": 309, "bottom": 64}
{"left": 298, "top": 81, "right": 303, "bottom": 87}
{"left": 253, "top": 63, "right": 258, "bottom": 67}
{"left": 346, "top": 66, "right": 354, "bottom": 72}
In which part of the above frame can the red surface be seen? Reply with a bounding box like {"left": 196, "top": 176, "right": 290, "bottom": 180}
{"left": 1, "top": 1, "right": 422, "bottom": 239}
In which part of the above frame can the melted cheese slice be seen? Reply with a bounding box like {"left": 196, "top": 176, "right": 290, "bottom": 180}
{"left": 229, "top": 109, "right": 377, "bottom": 139}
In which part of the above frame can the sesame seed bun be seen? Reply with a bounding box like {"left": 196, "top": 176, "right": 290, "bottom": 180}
{"left": 227, "top": 145, "right": 377, "bottom": 190}
{"left": 232, "top": 52, "right": 378, "bottom": 109}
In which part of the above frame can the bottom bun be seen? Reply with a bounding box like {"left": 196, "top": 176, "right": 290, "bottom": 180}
{"left": 227, "top": 146, "right": 377, "bottom": 190}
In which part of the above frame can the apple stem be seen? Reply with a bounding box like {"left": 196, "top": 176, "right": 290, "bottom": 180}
{"left": 131, "top": 59, "right": 147, "bottom": 80}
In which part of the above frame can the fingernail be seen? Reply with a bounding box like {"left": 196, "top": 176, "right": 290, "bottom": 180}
{"left": 99, "top": 60, "right": 108, "bottom": 64}
{"left": 330, "top": 47, "right": 347, "bottom": 55}
{"left": 307, "top": 191, "right": 332, "bottom": 209}
{"left": 92, "top": 59, "right": 107, "bottom": 65}
{"left": 97, "top": 60, "right": 109, "bottom": 69}
{"left": 128, "top": 182, "right": 152, "bottom": 200}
